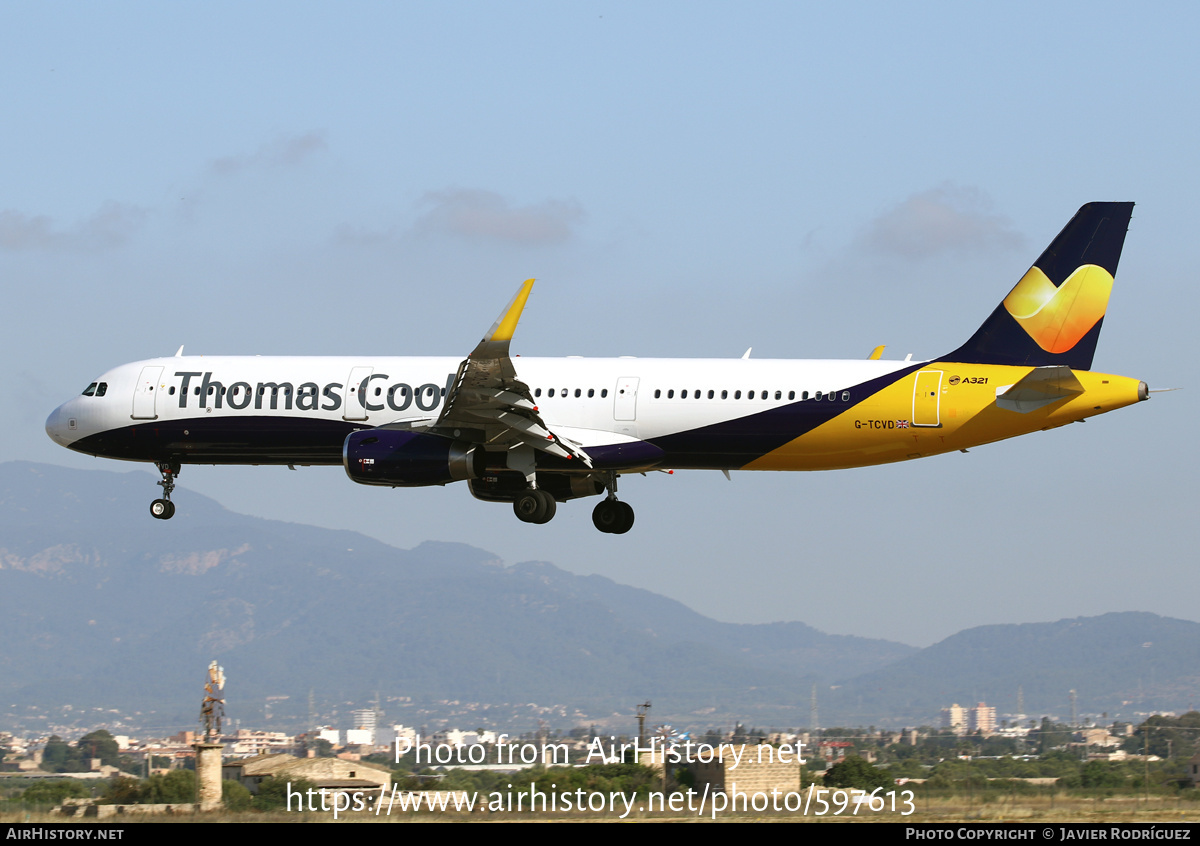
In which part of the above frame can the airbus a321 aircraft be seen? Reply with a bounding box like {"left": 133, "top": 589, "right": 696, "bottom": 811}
{"left": 46, "top": 202, "right": 1148, "bottom": 534}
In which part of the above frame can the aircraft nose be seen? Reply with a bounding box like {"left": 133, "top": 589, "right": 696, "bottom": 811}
{"left": 45, "top": 402, "right": 77, "bottom": 445}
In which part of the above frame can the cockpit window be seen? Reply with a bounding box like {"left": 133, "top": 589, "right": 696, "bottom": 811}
{"left": 82, "top": 383, "right": 97, "bottom": 397}
{"left": 95, "top": 382, "right": 108, "bottom": 397}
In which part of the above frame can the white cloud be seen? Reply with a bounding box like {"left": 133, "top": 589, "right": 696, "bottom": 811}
{"left": 858, "top": 184, "right": 1024, "bottom": 259}
{"left": 209, "top": 131, "right": 328, "bottom": 177}
{"left": 415, "top": 189, "right": 584, "bottom": 245}
{"left": 0, "top": 202, "right": 147, "bottom": 252}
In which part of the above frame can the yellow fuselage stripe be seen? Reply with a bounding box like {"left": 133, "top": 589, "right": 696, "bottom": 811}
{"left": 744, "top": 364, "right": 1143, "bottom": 471}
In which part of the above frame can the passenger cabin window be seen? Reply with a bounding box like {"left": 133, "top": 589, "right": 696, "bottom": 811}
{"left": 535, "top": 388, "right": 542, "bottom": 397}
{"left": 601, "top": 389, "right": 608, "bottom": 398}
{"left": 588, "top": 388, "right": 594, "bottom": 398}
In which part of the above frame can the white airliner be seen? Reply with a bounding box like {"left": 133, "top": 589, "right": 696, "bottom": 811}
{"left": 46, "top": 203, "right": 1148, "bottom": 533}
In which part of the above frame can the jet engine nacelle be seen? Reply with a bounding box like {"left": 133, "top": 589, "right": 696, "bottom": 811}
{"left": 343, "top": 429, "right": 483, "bottom": 487}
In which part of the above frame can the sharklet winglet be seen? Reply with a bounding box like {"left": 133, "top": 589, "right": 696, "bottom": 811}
{"left": 484, "top": 279, "right": 535, "bottom": 344}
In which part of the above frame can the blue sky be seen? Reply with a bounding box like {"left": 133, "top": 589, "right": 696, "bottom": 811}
{"left": 5, "top": 1, "right": 1196, "bottom": 648}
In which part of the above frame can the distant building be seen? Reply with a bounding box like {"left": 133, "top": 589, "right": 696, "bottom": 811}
{"left": 688, "top": 745, "right": 803, "bottom": 799}
{"left": 377, "top": 725, "right": 417, "bottom": 750}
{"left": 230, "top": 730, "right": 293, "bottom": 756}
{"left": 1077, "top": 728, "right": 1120, "bottom": 749}
{"left": 818, "top": 741, "right": 853, "bottom": 763}
{"left": 941, "top": 704, "right": 967, "bottom": 735}
{"left": 968, "top": 703, "right": 996, "bottom": 735}
{"left": 223, "top": 753, "right": 392, "bottom": 799}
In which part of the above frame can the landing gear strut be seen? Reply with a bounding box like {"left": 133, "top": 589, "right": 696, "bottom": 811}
{"left": 592, "top": 473, "right": 634, "bottom": 534}
{"left": 150, "top": 462, "right": 180, "bottom": 520}
{"left": 513, "top": 488, "right": 556, "bottom": 524}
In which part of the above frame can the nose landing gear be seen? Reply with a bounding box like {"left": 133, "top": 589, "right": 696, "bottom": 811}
{"left": 592, "top": 499, "right": 634, "bottom": 534}
{"left": 150, "top": 462, "right": 180, "bottom": 520}
{"left": 592, "top": 472, "right": 634, "bottom": 534}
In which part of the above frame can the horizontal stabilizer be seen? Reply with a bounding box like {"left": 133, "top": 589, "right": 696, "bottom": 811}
{"left": 995, "top": 365, "right": 1084, "bottom": 413}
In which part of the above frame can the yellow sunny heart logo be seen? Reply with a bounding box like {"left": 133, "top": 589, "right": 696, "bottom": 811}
{"left": 1002, "top": 264, "right": 1113, "bottom": 353}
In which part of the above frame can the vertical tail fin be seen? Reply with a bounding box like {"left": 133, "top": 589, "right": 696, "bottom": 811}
{"left": 947, "top": 202, "right": 1134, "bottom": 370}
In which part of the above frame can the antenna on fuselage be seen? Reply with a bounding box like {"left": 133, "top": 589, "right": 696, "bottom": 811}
{"left": 174, "top": 345, "right": 185, "bottom": 357}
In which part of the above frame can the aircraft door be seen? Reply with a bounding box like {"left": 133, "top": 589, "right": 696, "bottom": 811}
{"left": 343, "top": 366, "right": 372, "bottom": 421}
{"left": 912, "top": 370, "right": 943, "bottom": 427}
{"left": 614, "top": 377, "right": 639, "bottom": 421}
{"left": 132, "top": 365, "right": 164, "bottom": 420}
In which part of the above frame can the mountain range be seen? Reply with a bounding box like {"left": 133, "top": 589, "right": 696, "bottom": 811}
{"left": 1, "top": 461, "right": 1195, "bottom": 732}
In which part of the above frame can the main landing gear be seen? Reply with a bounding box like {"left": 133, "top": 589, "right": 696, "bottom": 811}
{"left": 510, "top": 470, "right": 636, "bottom": 533}
{"left": 513, "top": 488, "right": 557, "bottom": 524}
{"left": 150, "top": 462, "right": 180, "bottom": 520}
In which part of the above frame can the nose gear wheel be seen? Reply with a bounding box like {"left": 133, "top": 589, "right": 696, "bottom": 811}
{"left": 592, "top": 498, "right": 634, "bottom": 534}
{"left": 150, "top": 462, "right": 180, "bottom": 520}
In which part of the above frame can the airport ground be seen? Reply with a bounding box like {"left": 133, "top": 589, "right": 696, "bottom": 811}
{"left": 3, "top": 793, "right": 1199, "bottom": 823}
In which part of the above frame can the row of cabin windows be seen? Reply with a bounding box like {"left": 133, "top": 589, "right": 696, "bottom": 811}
{"left": 107, "top": 379, "right": 847, "bottom": 404}
{"left": 533, "top": 388, "right": 609, "bottom": 399}
{"left": 654, "top": 388, "right": 851, "bottom": 402}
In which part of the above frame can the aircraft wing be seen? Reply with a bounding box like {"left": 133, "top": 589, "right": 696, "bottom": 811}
{"left": 427, "top": 280, "right": 592, "bottom": 466}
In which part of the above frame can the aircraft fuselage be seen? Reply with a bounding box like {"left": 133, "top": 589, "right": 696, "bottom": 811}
{"left": 47, "top": 354, "right": 1145, "bottom": 471}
